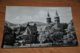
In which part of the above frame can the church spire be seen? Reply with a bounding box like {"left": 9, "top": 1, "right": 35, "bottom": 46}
{"left": 47, "top": 11, "right": 50, "bottom": 18}
{"left": 55, "top": 10, "right": 59, "bottom": 17}
{"left": 54, "top": 10, "right": 60, "bottom": 23}
{"left": 46, "top": 12, "right": 51, "bottom": 24}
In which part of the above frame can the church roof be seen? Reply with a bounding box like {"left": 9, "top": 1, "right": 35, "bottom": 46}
{"left": 54, "top": 11, "right": 59, "bottom": 17}
{"left": 47, "top": 11, "right": 51, "bottom": 18}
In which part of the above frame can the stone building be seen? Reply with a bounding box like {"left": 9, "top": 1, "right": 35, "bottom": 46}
{"left": 21, "top": 23, "right": 39, "bottom": 44}
{"left": 39, "top": 11, "right": 65, "bottom": 43}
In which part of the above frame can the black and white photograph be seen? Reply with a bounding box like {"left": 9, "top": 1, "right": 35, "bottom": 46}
{"left": 2, "top": 6, "right": 78, "bottom": 48}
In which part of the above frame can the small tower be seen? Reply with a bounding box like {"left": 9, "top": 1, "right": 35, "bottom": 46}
{"left": 54, "top": 11, "right": 60, "bottom": 24}
{"left": 46, "top": 12, "right": 52, "bottom": 24}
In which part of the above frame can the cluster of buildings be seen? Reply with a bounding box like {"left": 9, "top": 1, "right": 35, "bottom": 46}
{"left": 16, "top": 11, "right": 76, "bottom": 46}
{"left": 3, "top": 11, "right": 77, "bottom": 48}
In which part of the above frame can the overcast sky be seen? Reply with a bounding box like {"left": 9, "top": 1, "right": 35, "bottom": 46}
{"left": 5, "top": 6, "right": 73, "bottom": 24}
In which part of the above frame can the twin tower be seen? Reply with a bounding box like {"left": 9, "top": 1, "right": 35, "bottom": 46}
{"left": 46, "top": 11, "right": 60, "bottom": 24}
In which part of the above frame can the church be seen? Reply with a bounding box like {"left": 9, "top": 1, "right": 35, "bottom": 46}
{"left": 38, "top": 11, "right": 67, "bottom": 44}
{"left": 38, "top": 11, "right": 77, "bottom": 46}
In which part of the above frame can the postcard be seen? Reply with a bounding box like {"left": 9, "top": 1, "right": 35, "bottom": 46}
{"left": 2, "top": 6, "right": 78, "bottom": 48}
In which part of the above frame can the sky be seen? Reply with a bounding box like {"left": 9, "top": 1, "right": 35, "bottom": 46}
{"left": 5, "top": 6, "right": 73, "bottom": 24}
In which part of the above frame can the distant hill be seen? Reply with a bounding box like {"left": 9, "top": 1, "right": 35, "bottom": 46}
{"left": 5, "top": 21, "right": 17, "bottom": 26}
{"left": 4, "top": 21, "right": 68, "bottom": 31}
{"left": 22, "top": 21, "right": 47, "bottom": 26}
{"left": 5, "top": 21, "right": 47, "bottom": 28}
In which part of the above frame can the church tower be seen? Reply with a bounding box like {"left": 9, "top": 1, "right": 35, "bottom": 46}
{"left": 46, "top": 12, "right": 52, "bottom": 24}
{"left": 54, "top": 11, "right": 60, "bottom": 24}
